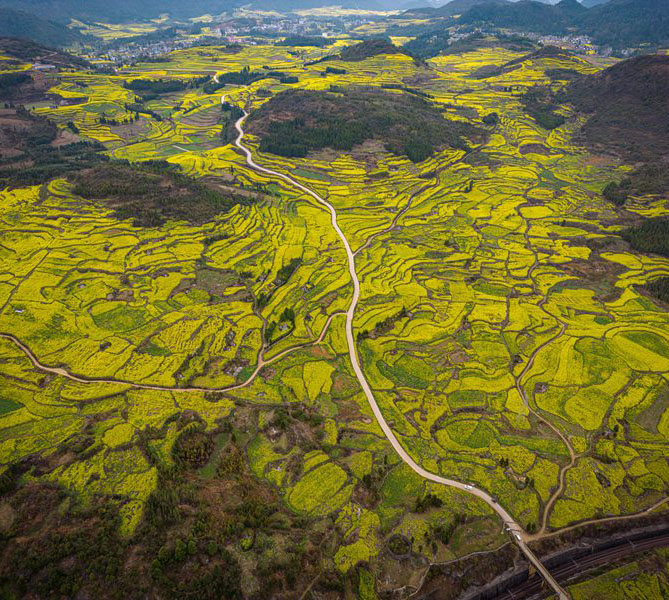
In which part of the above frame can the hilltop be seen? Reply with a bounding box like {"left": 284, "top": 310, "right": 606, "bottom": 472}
{"left": 0, "top": 8, "right": 86, "bottom": 47}
{"left": 457, "top": 0, "right": 587, "bottom": 36}
{"left": 565, "top": 54, "right": 669, "bottom": 160}
{"left": 0, "top": 0, "right": 239, "bottom": 24}
{"left": 338, "top": 39, "right": 409, "bottom": 62}
{"left": 581, "top": 0, "right": 669, "bottom": 46}
{"left": 403, "top": 0, "right": 511, "bottom": 18}
{"left": 0, "top": 37, "right": 89, "bottom": 69}
{"left": 247, "top": 86, "right": 485, "bottom": 162}
{"left": 402, "top": 0, "right": 669, "bottom": 49}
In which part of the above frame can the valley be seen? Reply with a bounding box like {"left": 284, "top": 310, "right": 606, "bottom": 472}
{"left": 0, "top": 11, "right": 668, "bottom": 599}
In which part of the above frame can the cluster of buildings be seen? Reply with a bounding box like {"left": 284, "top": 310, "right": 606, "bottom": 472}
{"left": 96, "top": 12, "right": 388, "bottom": 64}
{"left": 530, "top": 33, "right": 604, "bottom": 55}
{"left": 103, "top": 37, "right": 201, "bottom": 65}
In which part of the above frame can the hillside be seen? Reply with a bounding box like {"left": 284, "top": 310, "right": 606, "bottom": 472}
{"left": 470, "top": 43, "right": 562, "bottom": 77}
{"left": 247, "top": 87, "right": 485, "bottom": 162}
{"left": 403, "top": 0, "right": 511, "bottom": 18}
{"left": 565, "top": 54, "right": 669, "bottom": 160}
{"left": 338, "top": 39, "right": 409, "bottom": 62}
{"left": 412, "top": 32, "right": 535, "bottom": 59}
{"left": 0, "top": 8, "right": 85, "bottom": 47}
{"left": 0, "top": 107, "right": 105, "bottom": 187}
{"left": 0, "top": 37, "right": 89, "bottom": 68}
{"left": 582, "top": 0, "right": 669, "bottom": 47}
{"left": 443, "top": 0, "right": 669, "bottom": 48}
{"left": 0, "top": 0, "right": 240, "bottom": 24}
{"left": 403, "top": 30, "right": 452, "bottom": 59}
{"left": 71, "top": 162, "right": 257, "bottom": 227}
{"left": 458, "top": 0, "right": 586, "bottom": 36}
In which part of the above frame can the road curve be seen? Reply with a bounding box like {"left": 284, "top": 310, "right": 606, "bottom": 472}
{"left": 0, "top": 311, "right": 340, "bottom": 395}
{"left": 233, "top": 113, "right": 570, "bottom": 600}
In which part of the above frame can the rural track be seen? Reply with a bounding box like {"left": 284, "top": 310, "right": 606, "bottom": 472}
{"left": 0, "top": 310, "right": 341, "bottom": 394}
{"left": 512, "top": 321, "right": 578, "bottom": 534}
{"left": 232, "top": 112, "right": 571, "bottom": 600}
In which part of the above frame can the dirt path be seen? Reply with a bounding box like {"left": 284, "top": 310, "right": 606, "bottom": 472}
{"left": 512, "top": 322, "right": 579, "bottom": 533}
{"left": 0, "top": 311, "right": 341, "bottom": 394}
{"left": 526, "top": 496, "right": 669, "bottom": 542}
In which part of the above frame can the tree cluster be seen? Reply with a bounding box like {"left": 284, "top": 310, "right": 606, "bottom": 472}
{"left": 124, "top": 76, "right": 210, "bottom": 96}
{"left": 70, "top": 161, "right": 257, "bottom": 227}
{"left": 250, "top": 87, "right": 482, "bottom": 163}
{"left": 622, "top": 218, "right": 669, "bottom": 258}
{"left": 646, "top": 277, "right": 669, "bottom": 304}
{"left": 520, "top": 86, "right": 566, "bottom": 131}
{"left": 0, "top": 109, "right": 107, "bottom": 187}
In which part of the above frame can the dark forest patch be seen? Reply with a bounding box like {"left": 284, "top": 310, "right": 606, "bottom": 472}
{"left": 69, "top": 161, "right": 257, "bottom": 227}
{"left": 247, "top": 86, "right": 484, "bottom": 163}
{"left": 564, "top": 54, "right": 669, "bottom": 162}
{"left": 338, "top": 38, "right": 409, "bottom": 62}
{"left": 0, "top": 107, "right": 105, "bottom": 187}
{"left": 622, "top": 218, "right": 669, "bottom": 258}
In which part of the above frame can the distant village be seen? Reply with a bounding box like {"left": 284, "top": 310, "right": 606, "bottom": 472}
{"left": 99, "top": 13, "right": 371, "bottom": 65}
{"left": 96, "top": 11, "right": 654, "bottom": 67}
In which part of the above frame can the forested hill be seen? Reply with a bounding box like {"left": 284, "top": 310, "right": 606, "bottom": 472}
{"left": 402, "top": 0, "right": 511, "bottom": 18}
{"left": 458, "top": 0, "right": 586, "bottom": 36}
{"left": 338, "top": 39, "right": 409, "bottom": 62}
{"left": 247, "top": 87, "right": 485, "bottom": 162}
{"left": 0, "top": 0, "right": 239, "bottom": 24}
{"left": 565, "top": 54, "right": 669, "bottom": 161}
{"left": 404, "top": 0, "right": 669, "bottom": 49}
{"left": 0, "top": 8, "right": 85, "bottom": 47}
{"left": 0, "top": 37, "right": 90, "bottom": 69}
{"left": 580, "top": 0, "right": 669, "bottom": 48}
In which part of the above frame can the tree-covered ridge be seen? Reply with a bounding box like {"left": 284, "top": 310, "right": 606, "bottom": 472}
{"left": 0, "top": 8, "right": 86, "bottom": 47}
{"left": 564, "top": 54, "right": 669, "bottom": 161}
{"left": 0, "top": 0, "right": 239, "bottom": 25}
{"left": 0, "top": 107, "right": 106, "bottom": 187}
{"left": 203, "top": 67, "right": 296, "bottom": 95}
{"left": 70, "top": 162, "right": 258, "bottom": 227}
{"left": 247, "top": 86, "right": 485, "bottom": 162}
{"left": 0, "top": 37, "right": 89, "bottom": 68}
{"left": 622, "top": 218, "right": 669, "bottom": 258}
{"left": 338, "top": 39, "right": 409, "bottom": 62}
{"left": 603, "top": 163, "right": 669, "bottom": 207}
{"left": 646, "top": 277, "right": 669, "bottom": 305}
{"left": 276, "top": 36, "right": 330, "bottom": 47}
{"left": 402, "top": 0, "right": 669, "bottom": 50}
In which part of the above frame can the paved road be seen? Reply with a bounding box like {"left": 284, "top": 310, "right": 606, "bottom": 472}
{"left": 233, "top": 112, "right": 570, "bottom": 600}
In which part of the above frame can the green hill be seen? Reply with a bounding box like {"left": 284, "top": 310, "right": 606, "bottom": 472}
{"left": 582, "top": 0, "right": 669, "bottom": 47}
{"left": 458, "top": 0, "right": 586, "bottom": 36}
{"left": 433, "top": 0, "right": 669, "bottom": 48}
{"left": 0, "top": 37, "right": 89, "bottom": 68}
{"left": 0, "top": 8, "right": 85, "bottom": 47}
{"left": 338, "top": 39, "right": 408, "bottom": 62}
{"left": 247, "top": 86, "right": 485, "bottom": 162}
{"left": 0, "top": 0, "right": 239, "bottom": 24}
{"left": 565, "top": 54, "right": 669, "bottom": 160}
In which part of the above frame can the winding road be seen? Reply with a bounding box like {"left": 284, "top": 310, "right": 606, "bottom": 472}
{"left": 233, "top": 112, "right": 570, "bottom": 600}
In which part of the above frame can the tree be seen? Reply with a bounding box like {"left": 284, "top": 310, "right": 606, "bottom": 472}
{"left": 603, "top": 181, "right": 627, "bottom": 205}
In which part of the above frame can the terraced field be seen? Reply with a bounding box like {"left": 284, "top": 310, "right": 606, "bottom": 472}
{"left": 0, "top": 38, "right": 668, "bottom": 597}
